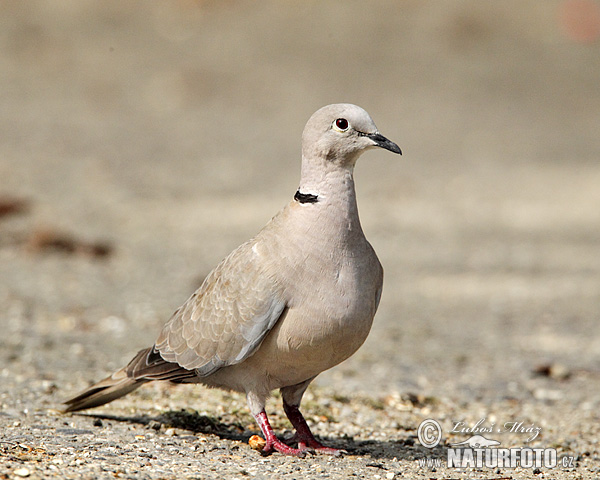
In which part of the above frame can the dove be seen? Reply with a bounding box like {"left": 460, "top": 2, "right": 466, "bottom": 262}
{"left": 63, "top": 103, "right": 401, "bottom": 456}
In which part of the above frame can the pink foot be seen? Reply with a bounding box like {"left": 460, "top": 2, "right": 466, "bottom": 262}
{"left": 297, "top": 439, "right": 345, "bottom": 456}
{"left": 284, "top": 402, "right": 347, "bottom": 456}
{"left": 254, "top": 411, "right": 310, "bottom": 457}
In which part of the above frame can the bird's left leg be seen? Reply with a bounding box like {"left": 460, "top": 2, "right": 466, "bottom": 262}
{"left": 281, "top": 378, "right": 346, "bottom": 456}
{"left": 247, "top": 390, "right": 307, "bottom": 456}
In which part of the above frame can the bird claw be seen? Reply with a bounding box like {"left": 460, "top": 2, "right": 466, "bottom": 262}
{"left": 316, "top": 447, "right": 347, "bottom": 457}
{"left": 261, "top": 438, "right": 311, "bottom": 457}
{"left": 261, "top": 438, "right": 347, "bottom": 457}
{"left": 298, "top": 441, "right": 346, "bottom": 456}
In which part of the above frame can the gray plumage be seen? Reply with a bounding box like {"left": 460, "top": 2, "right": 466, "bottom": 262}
{"left": 64, "top": 103, "right": 401, "bottom": 456}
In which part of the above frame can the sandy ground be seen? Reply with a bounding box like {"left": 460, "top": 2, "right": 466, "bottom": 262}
{"left": 1, "top": 1, "right": 599, "bottom": 479}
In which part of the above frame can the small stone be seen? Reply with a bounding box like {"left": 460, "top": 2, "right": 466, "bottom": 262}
{"left": 42, "top": 381, "right": 58, "bottom": 394}
{"left": 534, "top": 363, "right": 571, "bottom": 380}
{"left": 14, "top": 468, "right": 30, "bottom": 477}
{"left": 93, "top": 418, "right": 103, "bottom": 427}
{"left": 386, "top": 472, "right": 396, "bottom": 480}
{"left": 164, "top": 428, "right": 176, "bottom": 436}
{"left": 147, "top": 420, "right": 162, "bottom": 431}
{"left": 533, "top": 388, "right": 563, "bottom": 401}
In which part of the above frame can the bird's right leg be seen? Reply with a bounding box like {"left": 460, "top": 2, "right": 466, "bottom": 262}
{"left": 281, "top": 379, "right": 346, "bottom": 456}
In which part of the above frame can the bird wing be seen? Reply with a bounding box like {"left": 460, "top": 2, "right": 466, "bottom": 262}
{"left": 155, "top": 239, "right": 286, "bottom": 376}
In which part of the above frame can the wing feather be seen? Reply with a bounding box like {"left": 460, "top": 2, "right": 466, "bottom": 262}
{"left": 155, "top": 239, "right": 285, "bottom": 376}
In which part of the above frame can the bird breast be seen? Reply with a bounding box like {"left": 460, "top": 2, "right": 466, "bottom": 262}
{"left": 252, "top": 205, "right": 383, "bottom": 378}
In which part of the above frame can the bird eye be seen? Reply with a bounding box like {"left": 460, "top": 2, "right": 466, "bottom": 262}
{"left": 334, "top": 118, "right": 349, "bottom": 131}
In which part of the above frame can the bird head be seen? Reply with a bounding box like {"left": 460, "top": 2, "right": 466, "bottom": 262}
{"left": 301, "top": 104, "right": 401, "bottom": 167}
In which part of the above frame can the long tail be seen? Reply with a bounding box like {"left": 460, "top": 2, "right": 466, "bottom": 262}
{"left": 63, "top": 347, "right": 196, "bottom": 412}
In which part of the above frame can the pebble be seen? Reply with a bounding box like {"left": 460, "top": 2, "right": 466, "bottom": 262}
{"left": 147, "top": 420, "right": 162, "bottom": 431}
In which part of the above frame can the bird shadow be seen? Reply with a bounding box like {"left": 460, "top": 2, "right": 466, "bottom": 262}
{"left": 81, "top": 409, "right": 249, "bottom": 442}
{"left": 74, "top": 409, "right": 435, "bottom": 460}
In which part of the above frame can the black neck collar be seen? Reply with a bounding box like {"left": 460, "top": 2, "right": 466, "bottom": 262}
{"left": 294, "top": 190, "right": 318, "bottom": 204}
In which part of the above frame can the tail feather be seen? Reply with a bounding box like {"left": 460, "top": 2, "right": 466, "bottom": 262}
{"left": 63, "top": 370, "right": 144, "bottom": 412}
{"left": 63, "top": 347, "right": 197, "bottom": 413}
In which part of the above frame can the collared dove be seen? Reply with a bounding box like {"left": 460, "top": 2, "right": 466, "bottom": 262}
{"left": 63, "top": 103, "right": 401, "bottom": 456}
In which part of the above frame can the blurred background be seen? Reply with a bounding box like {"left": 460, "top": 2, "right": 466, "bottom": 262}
{"left": 1, "top": 0, "right": 599, "bottom": 409}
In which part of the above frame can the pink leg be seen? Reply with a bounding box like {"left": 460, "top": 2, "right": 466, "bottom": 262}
{"left": 283, "top": 401, "right": 346, "bottom": 456}
{"left": 254, "top": 410, "right": 309, "bottom": 456}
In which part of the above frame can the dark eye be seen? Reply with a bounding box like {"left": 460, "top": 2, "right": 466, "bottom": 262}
{"left": 335, "top": 118, "right": 349, "bottom": 131}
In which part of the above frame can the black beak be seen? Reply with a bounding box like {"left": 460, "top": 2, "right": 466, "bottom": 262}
{"left": 365, "top": 132, "right": 402, "bottom": 155}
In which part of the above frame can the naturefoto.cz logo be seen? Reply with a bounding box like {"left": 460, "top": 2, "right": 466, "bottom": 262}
{"left": 417, "top": 418, "right": 576, "bottom": 470}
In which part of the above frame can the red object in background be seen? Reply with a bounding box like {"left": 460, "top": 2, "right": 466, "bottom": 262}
{"left": 560, "top": 0, "right": 600, "bottom": 43}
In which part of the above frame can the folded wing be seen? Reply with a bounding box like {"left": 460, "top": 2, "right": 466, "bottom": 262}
{"left": 155, "top": 239, "right": 286, "bottom": 376}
